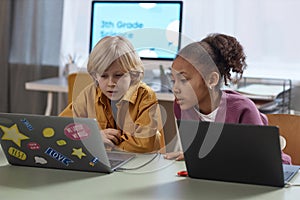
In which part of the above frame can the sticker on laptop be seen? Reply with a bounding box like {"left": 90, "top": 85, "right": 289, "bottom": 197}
{"left": 64, "top": 123, "right": 91, "bottom": 140}
{"left": 45, "top": 147, "right": 74, "bottom": 166}
{"left": 56, "top": 139, "right": 67, "bottom": 146}
{"left": 34, "top": 156, "right": 48, "bottom": 165}
{"left": 71, "top": 147, "right": 87, "bottom": 159}
{"left": 27, "top": 142, "right": 41, "bottom": 150}
{"left": 89, "top": 157, "right": 99, "bottom": 167}
{"left": 20, "top": 118, "right": 34, "bottom": 131}
{"left": 0, "top": 124, "right": 30, "bottom": 147}
{"left": 8, "top": 147, "right": 27, "bottom": 160}
{"left": 42, "top": 127, "right": 55, "bottom": 138}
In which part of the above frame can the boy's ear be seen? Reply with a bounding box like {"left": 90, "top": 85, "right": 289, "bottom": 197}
{"left": 207, "top": 72, "right": 219, "bottom": 88}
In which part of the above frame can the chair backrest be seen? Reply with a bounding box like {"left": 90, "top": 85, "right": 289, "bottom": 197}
{"left": 158, "top": 99, "right": 180, "bottom": 153}
{"left": 266, "top": 113, "right": 300, "bottom": 165}
{"left": 67, "top": 72, "right": 93, "bottom": 104}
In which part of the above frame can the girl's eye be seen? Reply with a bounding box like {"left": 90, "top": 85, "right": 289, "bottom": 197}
{"left": 100, "top": 74, "right": 108, "bottom": 78}
{"left": 169, "top": 76, "right": 188, "bottom": 84}
{"left": 180, "top": 78, "right": 188, "bottom": 83}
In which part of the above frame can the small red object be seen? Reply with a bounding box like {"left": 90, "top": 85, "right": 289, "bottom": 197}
{"left": 177, "top": 170, "right": 188, "bottom": 177}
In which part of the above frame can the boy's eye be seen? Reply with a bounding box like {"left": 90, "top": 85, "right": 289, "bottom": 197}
{"left": 115, "top": 73, "right": 124, "bottom": 77}
{"left": 99, "top": 73, "right": 125, "bottom": 78}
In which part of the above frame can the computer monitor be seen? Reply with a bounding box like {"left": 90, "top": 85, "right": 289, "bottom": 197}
{"left": 89, "top": 1, "right": 183, "bottom": 61}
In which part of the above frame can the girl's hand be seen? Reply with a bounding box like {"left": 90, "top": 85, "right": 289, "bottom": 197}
{"left": 163, "top": 151, "right": 184, "bottom": 161}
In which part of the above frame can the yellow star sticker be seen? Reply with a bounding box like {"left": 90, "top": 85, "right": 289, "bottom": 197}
{"left": 0, "top": 124, "right": 29, "bottom": 147}
{"left": 71, "top": 148, "right": 87, "bottom": 159}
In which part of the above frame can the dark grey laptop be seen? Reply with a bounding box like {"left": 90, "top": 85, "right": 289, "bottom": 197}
{"left": 177, "top": 120, "right": 300, "bottom": 187}
{"left": 0, "top": 113, "right": 135, "bottom": 173}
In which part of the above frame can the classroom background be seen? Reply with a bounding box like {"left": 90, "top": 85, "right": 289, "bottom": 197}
{"left": 0, "top": 0, "right": 300, "bottom": 116}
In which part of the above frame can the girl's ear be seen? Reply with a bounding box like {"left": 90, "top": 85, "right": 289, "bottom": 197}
{"left": 207, "top": 72, "right": 219, "bottom": 89}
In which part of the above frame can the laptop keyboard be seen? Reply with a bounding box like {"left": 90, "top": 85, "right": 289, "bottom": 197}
{"left": 284, "top": 170, "right": 294, "bottom": 182}
{"left": 283, "top": 164, "right": 300, "bottom": 182}
{"left": 107, "top": 151, "right": 136, "bottom": 169}
{"left": 109, "top": 159, "right": 123, "bottom": 169}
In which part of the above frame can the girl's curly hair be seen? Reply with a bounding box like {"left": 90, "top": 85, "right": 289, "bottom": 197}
{"left": 199, "top": 33, "right": 247, "bottom": 85}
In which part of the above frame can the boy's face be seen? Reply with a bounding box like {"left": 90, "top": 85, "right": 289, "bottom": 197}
{"left": 171, "top": 56, "right": 210, "bottom": 110}
{"left": 96, "top": 61, "right": 131, "bottom": 101}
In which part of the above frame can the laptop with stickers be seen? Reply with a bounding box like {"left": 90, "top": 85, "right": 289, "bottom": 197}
{"left": 0, "top": 112, "right": 135, "bottom": 173}
{"left": 177, "top": 120, "right": 300, "bottom": 187}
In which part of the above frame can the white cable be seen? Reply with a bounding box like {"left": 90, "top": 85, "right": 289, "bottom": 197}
{"left": 285, "top": 182, "right": 300, "bottom": 188}
{"left": 117, "top": 154, "right": 177, "bottom": 174}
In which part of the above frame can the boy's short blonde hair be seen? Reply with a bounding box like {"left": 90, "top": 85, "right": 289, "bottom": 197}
{"left": 87, "top": 36, "right": 144, "bottom": 84}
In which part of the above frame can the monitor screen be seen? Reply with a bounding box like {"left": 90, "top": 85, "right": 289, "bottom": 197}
{"left": 90, "top": 1, "right": 183, "bottom": 60}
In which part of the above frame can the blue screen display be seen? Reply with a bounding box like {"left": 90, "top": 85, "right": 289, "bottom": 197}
{"left": 90, "top": 1, "right": 183, "bottom": 60}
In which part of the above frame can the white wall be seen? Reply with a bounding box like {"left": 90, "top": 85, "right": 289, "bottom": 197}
{"left": 60, "top": 0, "right": 93, "bottom": 70}
{"left": 233, "top": 0, "right": 300, "bottom": 84}
{"left": 61, "top": 0, "right": 300, "bottom": 84}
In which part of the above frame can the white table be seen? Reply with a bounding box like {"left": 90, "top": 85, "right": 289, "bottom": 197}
{"left": 1, "top": 147, "right": 300, "bottom": 200}
{"left": 25, "top": 77, "right": 68, "bottom": 116}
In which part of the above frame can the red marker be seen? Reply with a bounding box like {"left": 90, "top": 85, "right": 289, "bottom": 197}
{"left": 177, "top": 170, "right": 188, "bottom": 177}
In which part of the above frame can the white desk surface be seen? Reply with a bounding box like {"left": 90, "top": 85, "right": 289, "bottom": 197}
{"left": 25, "top": 77, "right": 69, "bottom": 115}
{"left": 1, "top": 148, "right": 300, "bottom": 200}
{"left": 25, "top": 77, "right": 68, "bottom": 93}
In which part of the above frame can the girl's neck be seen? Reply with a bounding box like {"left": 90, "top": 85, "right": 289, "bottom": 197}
{"left": 197, "top": 90, "right": 222, "bottom": 115}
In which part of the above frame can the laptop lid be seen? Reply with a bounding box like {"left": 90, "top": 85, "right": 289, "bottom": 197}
{"left": 0, "top": 113, "right": 134, "bottom": 173}
{"left": 177, "top": 120, "right": 299, "bottom": 187}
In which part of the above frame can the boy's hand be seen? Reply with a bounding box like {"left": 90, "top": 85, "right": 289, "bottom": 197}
{"left": 101, "top": 128, "right": 122, "bottom": 147}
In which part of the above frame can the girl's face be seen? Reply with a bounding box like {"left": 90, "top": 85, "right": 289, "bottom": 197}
{"left": 171, "top": 56, "right": 211, "bottom": 111}
{"left": 96, "top": 61, "right": 131, "bottom": 101}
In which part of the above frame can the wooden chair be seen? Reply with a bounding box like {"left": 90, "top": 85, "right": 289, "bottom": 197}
{"left": 67, "top": 72, "right": 93, "bottom": 104}
{"left": 266, "top": 113, "right": 300, "bottom": 165}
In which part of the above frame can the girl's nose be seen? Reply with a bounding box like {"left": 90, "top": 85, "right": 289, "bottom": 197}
{"left": 173, "top": 83, "right": 180, "bottom": 94}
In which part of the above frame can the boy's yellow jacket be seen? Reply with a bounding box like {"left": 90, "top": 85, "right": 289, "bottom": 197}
{"left": 60, "top": 81, "right": 165, "bottom": 153}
